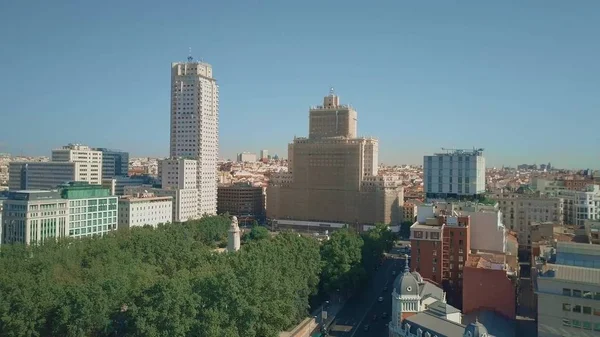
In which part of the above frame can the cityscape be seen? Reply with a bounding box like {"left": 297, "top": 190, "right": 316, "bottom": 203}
{"left": 1, "top": 2, "right": 600, "bottom": 337}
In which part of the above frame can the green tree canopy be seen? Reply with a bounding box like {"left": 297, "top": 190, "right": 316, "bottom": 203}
{"left": 0, "top": 216, "right": 321, "bottom": 337}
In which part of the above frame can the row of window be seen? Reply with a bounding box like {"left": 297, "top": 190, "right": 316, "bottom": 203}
{"left": 562, "top": 303, "right": 600, "bottom": 315}
{"left": 563, "top": 288, "right": 600, "bottom": 300}
{"left": 562, "top": 319, "right": 600, "bottom": 331}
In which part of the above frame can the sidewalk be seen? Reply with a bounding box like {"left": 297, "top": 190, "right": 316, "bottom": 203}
{"left": 310, "top": 295, "right": 347, "bottom": 334}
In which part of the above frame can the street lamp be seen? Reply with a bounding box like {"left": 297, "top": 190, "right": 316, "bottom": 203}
{"left": 320, "top": 300, "right": 330, "bottom": 332}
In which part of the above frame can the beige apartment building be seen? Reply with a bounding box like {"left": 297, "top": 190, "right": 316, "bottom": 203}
{"left": 267, "top": 91, "right": 403, "bottom": 228}
{"left": 490, "top": 191, "right": 563, "bottom": 245}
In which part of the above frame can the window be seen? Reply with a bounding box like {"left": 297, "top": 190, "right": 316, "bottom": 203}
{"left": 573, "top": 320, "right": 581, "bottom": 328}
{"left": 562, "top": 319, "right": 571, "bottom": 327}
{"left": 563, "top": 288, "right": 572, "bottom": 296}
{"left": 562, "top": 303, "right": 571, "bottom": 311}
{"left": 573, "top": 290, "right": 582, "bottom": 298}
{"left": 459, "top": 256, "right": 464, "bottom": 262}
{"left": 594, "top": 323, "right": 600, "bottom": 331}
{"left": 594, "top": 308, "right": 600, "bottom": 317}
{"left": 583, "top": 306, "right": 592, "bottom": 315}
{"left": 583, "top": 321, "right": 592, "bottom": 330}
{"left": 583, "top": 291, "right": 593, "bottom": 299}
{"left": 573, "top": 305, "right": 582, "bottom": 313}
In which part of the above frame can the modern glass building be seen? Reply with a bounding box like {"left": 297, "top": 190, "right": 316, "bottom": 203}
{"left": 61, "top": 182, "right": 118, "bottom": 238}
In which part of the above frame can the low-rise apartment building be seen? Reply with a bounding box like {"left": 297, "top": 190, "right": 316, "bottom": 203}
{"left": 490, "top": 191, "right": 563, "bottom": 245}
{"left": 118, "top": 192, "right": 172, "bottom": 228}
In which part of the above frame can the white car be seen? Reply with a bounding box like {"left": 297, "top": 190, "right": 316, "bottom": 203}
{"left": 378, "top": 296, "right": 383, "bottom": 302}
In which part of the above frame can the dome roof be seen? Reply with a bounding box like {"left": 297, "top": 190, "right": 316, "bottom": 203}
{"left": 463, "top": 319, "right": 489, "bottom": 337}
{"left": 393, "top": 259, "right": 420, "bottom": 297}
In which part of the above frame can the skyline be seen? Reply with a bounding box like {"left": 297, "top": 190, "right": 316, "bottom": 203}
{"left": 1, "top": 1, "right": 599, "bottom": 169}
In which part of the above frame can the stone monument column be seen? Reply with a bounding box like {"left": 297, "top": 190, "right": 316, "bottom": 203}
{"left": 228, "top": 216, "right": 241, "bottom": 252}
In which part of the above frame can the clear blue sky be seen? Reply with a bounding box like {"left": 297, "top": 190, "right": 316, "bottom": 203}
{"left": 1, "top": 0, "right": 599, "bottom": 169}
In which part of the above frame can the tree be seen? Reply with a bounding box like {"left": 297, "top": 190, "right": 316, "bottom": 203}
{"left": 0, "top": 216, "right": 322, "bottom": 337}
{"left": 320, "top": 229, "right": 365, "bottom": 294}
{"left": 243, "top": 225, "right": 270, "bottom": 243}
{"left": 361, "top": 223, "right": 394, "bottom": 272}
{"left": 399, "top": 221, "right": 413, "bottom": 239}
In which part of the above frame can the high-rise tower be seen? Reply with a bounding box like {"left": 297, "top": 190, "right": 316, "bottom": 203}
{"left": 170, "top": 54, "right": 219, "bottom": 216}
{"left": 267, "top": 91, "right": 403, "bottom": 228}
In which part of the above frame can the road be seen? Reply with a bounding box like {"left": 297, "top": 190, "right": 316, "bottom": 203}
{"left": 328, "top": 247, "right": 406, "bottom": 337}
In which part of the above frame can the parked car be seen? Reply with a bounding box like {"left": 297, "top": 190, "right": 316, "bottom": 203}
{"left": 378, "top": 296, "right": 383, "bottom": 302}
{"left": 363, "top": 325, "right": 370, "bottom": 331}
{"left": 382, "top": 312, "right": 388, "bottom": 319}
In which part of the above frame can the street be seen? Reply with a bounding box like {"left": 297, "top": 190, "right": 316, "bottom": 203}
{"left": 328, "top": 247, "right": 405, "bottom": 337}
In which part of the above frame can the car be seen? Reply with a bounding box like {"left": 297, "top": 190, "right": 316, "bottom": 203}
{"left": 382, "top": 312, "right": 388, "bottom": 318}
{"left": 378, "top": 296, "right": 383, "bottom": 302}
{"left": 363, "top": 325, "right": 370, "bottom": 331}
{"left": 372, "top": 314, "right": 377, "bottom": 321}
{"left": 383, "top": 286, "right": 388, "bottom": 291}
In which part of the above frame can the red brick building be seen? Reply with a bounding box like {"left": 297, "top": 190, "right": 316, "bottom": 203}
{"left": 410, "top": 214, "right": 471, "bottom": 287}
{"left": 462, "top": 253, "right": 517, "bottom": 319}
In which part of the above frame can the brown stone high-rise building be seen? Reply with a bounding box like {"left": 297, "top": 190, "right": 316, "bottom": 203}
{"left": 267, "top": 90, "right": 403, "bottom": 229}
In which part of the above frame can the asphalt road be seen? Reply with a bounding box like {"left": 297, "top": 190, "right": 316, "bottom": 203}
{"left": 328, "top": 248, "right": 406, "bottom": 337}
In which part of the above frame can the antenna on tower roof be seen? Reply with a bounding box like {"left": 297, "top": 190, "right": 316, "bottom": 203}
{"left": 187, "top": 47, "right": 193, "bottom": 62}
{"left": 329, "top": 87, "right": 335, "bottom": 96}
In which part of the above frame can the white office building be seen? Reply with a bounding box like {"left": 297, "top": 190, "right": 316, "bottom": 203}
{"left": 170, "top": 56, "right": 219, "bottom": 216}
{"left": 118, "top": 193, "right": 173, "bottom": 229}
{"left": 558, "top": 185, "right": 600, "bottom": 227}
{"left": 237, "top": 152, "right": 257, "bottom": 163}
{"left": 1, "top": 190, "right": 69, "bottom": 245}
{"left": 260, "top": 149, "right": 268, "bottom": 160}
{"left": 51, "top": 144, "right": 103, "bottom": 185}
{"left": 423, "top": 148, "right": 486, "bottom": 200}
{"left": 535, "top": 242, "right": 600, "bottom": 336}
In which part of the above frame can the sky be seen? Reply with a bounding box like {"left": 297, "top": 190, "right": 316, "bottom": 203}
{"left": 0, "top": 1, "right": 599, "bottom": 169}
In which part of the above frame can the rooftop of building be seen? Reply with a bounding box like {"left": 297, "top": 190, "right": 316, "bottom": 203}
{"left": 120, "top": 194, "right": 172, "bottom": 202}
{"left": 537, "top": 262, "right": 600, "bottom": 284}
{"left": 6, "top": 190, "right": 62, "bottom": 201}
{"left": 59, "top": 182, "right": 111, "bottom": 199}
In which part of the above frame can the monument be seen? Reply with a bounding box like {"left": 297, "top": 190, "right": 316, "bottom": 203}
{"left": 227, "top": 216, "right": 241, "bottom": 252}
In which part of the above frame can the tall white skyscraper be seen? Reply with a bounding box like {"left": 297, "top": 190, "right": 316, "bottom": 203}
{"left": 170, "top": 55, "right": 219, "bottom": 216}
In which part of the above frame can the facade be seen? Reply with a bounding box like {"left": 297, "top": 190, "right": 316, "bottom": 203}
{"left": 118, "top": 192, "right": 172, "bottom": 229}
{"left": 267, "top": 92, "right": 403, "bottom": 227}
{"left": 9, "top": 162, "right": 79, "bottom": 190}
{"left": 61, "top": 182, "right": 118, "bottom": 239}
{"left": 101, "top": 175, "right": 156, "bottom": 196}
{"left": 158, "top": 159, "right": 199, "bottom": 220}
{"left": 491, "top": 191, "right": 563, "bottom": 243}
{"left": 217, "top": 182, "right": 265, "bottom": 220}
{"left": 124, "top": 186, "right": 197, "bottom": 223}
{"left": 534, "top": 242, "right": 600, "bottom": 336}
{"left": 260, "top": 149, "right": 268, "bottom": 160}
{"left": 462, "top": 253, "right": 517, "bottom": 320}
{"left": 410, "top": 207, "right": 471, "bottom": 286}
{"left": 237, "top": 152, "right": 257, "bottom": 163}
{"left": 403, "top": 202, "right": 418, "bottom": 223}
{"left": 170, "top": 56, "right": 219, "bottom": 216}
{"left": 389, "top": 261, "right": 494, "bottom": 337}
{"left": 94, "top": 148, "right": 129, "bottom": 179}
{"left": 51, "top": 144, "right": 103, "bottom": 185}
{"left": 557, "top": 185, "right": 600, "bottom": 227}
{"left": 423, "top": 149, "right": 486, "bottom": 200}
{"left": 1, "top": 190, "right": 68, "bottom": 245}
